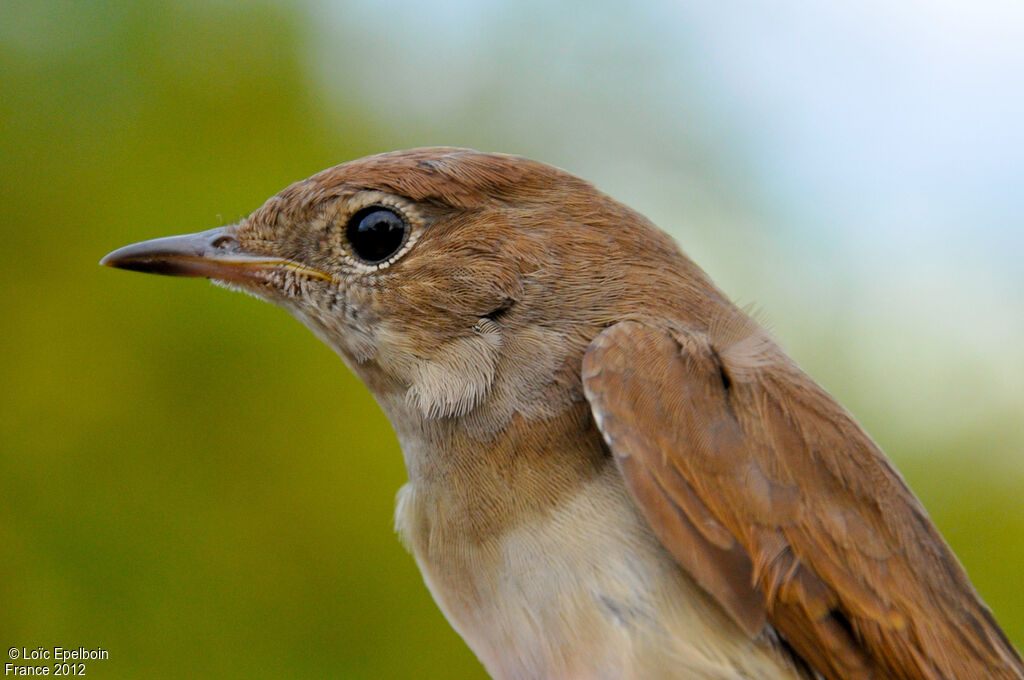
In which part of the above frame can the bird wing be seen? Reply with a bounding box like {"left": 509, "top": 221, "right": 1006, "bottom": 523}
{"left": 581, "top": 320, "right": 1023, "bottom": 680}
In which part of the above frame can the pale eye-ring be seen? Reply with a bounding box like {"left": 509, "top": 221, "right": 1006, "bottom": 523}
{"left": 346, "top": 207, "right": 407, "bottom": 264}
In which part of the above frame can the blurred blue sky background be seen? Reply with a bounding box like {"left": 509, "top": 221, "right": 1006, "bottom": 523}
{"left": 1, "top": 1, "right": 1021, "bottom": 677}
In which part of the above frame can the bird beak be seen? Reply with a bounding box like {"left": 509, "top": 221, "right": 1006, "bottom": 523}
{"left": 100, "top": 226, "right": 332, "bottom": 282}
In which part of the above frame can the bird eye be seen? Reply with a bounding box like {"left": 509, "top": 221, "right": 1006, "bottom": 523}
{"left": 346, "top": 207, "right": 408, "bottom": 264}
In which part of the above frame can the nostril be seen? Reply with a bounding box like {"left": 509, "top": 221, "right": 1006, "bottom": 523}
{"left": 210, "top": 234, "right": 237, "bottom": 250}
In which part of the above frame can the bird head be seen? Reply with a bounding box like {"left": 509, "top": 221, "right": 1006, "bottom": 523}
{"left": 102, "top": 148, "right": 715, "bottom": 432}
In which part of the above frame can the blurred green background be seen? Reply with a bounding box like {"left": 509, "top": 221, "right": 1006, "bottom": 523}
{"left": 2, "top": 1, "right": 1021, "bottom": 678}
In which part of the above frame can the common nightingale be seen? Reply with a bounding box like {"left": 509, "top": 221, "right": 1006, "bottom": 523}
{"left": 102, "top": 148, "right": 1023, "bottom": 680}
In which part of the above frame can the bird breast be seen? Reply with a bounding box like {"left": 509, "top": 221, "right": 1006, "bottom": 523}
{"left": 394, "top": 464, "right": 807, "bottom": 680}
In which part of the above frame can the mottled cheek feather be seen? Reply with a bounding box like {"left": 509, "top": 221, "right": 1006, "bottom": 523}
{"left": 211, "top": 268, "right": 321, "bottom": 303}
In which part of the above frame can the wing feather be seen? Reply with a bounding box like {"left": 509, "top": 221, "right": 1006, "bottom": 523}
{"left": 582, "top": 320, "right": 1023, "bottom": 680}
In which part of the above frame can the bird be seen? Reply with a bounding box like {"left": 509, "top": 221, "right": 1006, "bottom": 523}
{"left": 101, "top": 147, "right": 1023, "bottom": 680}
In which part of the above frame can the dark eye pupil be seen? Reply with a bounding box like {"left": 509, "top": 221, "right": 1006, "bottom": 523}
{"left": 346, "top": 208, "right": 407, "bottom": 264}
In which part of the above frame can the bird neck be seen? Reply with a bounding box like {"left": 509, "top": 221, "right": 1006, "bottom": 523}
{"left": 392, "top": 399, "right": 611, "bottom": 545}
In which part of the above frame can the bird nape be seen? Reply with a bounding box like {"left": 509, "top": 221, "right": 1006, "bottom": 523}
{"left": 102, "top": 147, "right": 1024, "bottom": 680}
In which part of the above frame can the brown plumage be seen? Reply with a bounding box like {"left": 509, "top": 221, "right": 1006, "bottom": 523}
{"left": 102, "top": 147, "right": 1023, "bottom": 680}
